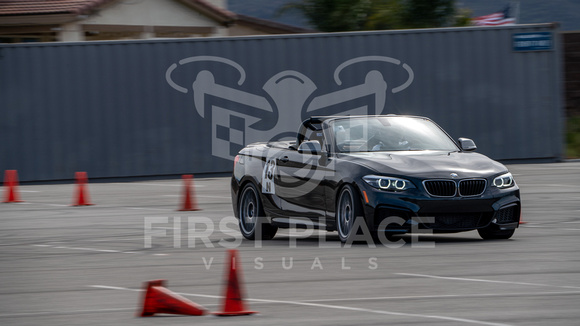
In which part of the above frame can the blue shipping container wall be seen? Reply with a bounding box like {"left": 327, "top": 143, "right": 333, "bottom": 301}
{"left": 0, "top": 24, "right": 563, "bottom": 181}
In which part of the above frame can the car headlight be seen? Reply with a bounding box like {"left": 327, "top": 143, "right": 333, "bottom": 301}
{"left": 363, "top": 175, "right": 415, "bottom": 191}
{"left": 492, "top": 172, "right": 514, "bottom": 189}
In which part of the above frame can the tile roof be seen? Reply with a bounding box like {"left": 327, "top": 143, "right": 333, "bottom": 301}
{"left": 0, "top": 0, "right": 115, "bottom": 16}
{"left": 182, "top": 0, "right": 236, "bottom": 22}
{"left": 0, "top": 0, "right": 310, "bottom": 34}
{"left": 0, "top": 0, "right": 236, "bottom": 22}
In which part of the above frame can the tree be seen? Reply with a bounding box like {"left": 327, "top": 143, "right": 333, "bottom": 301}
{"left": 279, "top": 0, "right": 471, "bottom": 32}
{"left": 279, "top": 0, "right": 374, "bottom": 32}
{"left": 401, "top": 0, "right": 455, "bottom": 29}
{"left": 364, "top": 0, "right": 406, "bottom": 30}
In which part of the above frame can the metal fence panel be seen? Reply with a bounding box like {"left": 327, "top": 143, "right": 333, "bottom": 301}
{"left": 0, "top": 24, "right": 563, "bottom": 181}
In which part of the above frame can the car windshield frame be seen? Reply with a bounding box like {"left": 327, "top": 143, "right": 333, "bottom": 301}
{"left": 328, "top": 116, "right": 460, "bottom": 153}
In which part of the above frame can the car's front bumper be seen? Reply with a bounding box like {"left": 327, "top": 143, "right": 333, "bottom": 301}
{"left": 357, "top": 181, "right": 521, "bottom": 233}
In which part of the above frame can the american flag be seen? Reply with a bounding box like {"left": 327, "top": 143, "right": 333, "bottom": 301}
{"left": 472, "top": 5, "right": 516, "bottom": 26}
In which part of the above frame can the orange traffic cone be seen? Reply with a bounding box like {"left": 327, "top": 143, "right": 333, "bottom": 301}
{"left": 213, "top": 249, "right": 257, "bottom": 316}
{"left": 139, "top": 280, "right": 208, "bottom": 317}
{"left": 519, "top": 210, "right": 527, "bottom": 225}
{"left": 3, "top": 170, "right": 23, "bottom": 203}
{"left": 72, "top": 172, "right": 93, "bottom": 206}
{"left": 179, "top": 174, "right": 200, "bottom": 211}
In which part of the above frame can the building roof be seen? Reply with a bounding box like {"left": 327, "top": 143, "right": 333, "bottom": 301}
{"left": 0, "top": 0, "right": 115, "bottom": 16}
{"left": 182, "top": 0, "right": 235, "bottom": 24}
{"left": 0, "top": 0, "right": 313, "bottom": 35}
{"left": 0, "top": 0, "right": 236, "bottom": 23}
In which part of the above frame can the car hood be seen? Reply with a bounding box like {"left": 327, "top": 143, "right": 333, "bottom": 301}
{"left": 340, "top": 151, "right": 507, "bottom": 179}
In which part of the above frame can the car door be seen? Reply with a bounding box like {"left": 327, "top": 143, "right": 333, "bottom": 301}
{"left": 275, "top": 130, "right": 328, "bottom": 223}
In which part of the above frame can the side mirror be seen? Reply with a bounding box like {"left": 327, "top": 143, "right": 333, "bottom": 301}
{"left": 458, "top": 138, "right": 477, "bottom": 151}
{"left": 298, "top": 140, "right": 322, "bottom": 155}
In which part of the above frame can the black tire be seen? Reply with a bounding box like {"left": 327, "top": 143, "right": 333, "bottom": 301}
{"left": 336, "top": 185, "right": 367, "bottom": 243}
{"left": 477, "top": 226, "right": 515, "bottom": 240}
{"left": 238, "top": 183, "right": 278, "bottom": 240}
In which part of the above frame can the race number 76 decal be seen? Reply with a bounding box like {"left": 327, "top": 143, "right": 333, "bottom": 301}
{"left": 261, "top": 158, "right": 276, "bottom": 194}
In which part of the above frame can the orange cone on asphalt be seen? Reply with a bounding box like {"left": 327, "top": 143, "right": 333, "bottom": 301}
{"left": 139, "top": 280, "right": 208, "bottom": 317}
{"left": 179, "top": 174, "right": 200, "bottom": 211}
{"left": 519, "top": 210, "right": 527, "bottom": 224}
{"left": 213, "top": 249, "right": 257, "bottom": 316}
{"left": 72, "top": 172, "right": 93, "bottom": 206}
{"left": 3, "top": 170, "right": 23, "bottom": 203}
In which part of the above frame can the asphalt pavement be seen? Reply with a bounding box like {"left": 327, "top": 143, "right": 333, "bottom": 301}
{"left": 1, "top": 162, "right": 579, "bottom": 326}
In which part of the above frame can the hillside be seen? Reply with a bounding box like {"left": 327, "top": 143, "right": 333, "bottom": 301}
{"left": 228, "top": 0, "right": 580, "bottom": 31}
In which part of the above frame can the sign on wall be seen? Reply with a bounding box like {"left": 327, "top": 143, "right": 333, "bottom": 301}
{"left": 513, "top": 32, "right": 553, "bottom": 51}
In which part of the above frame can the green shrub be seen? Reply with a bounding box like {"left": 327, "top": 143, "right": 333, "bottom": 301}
{"left": 567, "top": 116, "right": 580, "bottom": 159}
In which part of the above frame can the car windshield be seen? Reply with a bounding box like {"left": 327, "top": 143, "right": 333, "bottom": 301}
{"left": 330, "top": 116, "right": 459, "bottom": 153}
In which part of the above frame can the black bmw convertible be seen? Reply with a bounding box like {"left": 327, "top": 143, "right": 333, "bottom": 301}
{"left": 231, "top": 115, "right": 521, "bottom": 243}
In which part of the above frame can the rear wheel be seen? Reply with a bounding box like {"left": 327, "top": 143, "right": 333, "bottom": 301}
{"left": 336, "top": 185, "right": 366, "bottom": 243}
{"left": 477, "top": 226, "right": 515, "bottom": 240}
{"left": 238, "top": 183, "right": 277, "bottom": 240}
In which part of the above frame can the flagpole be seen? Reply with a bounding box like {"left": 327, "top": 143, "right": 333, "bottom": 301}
{"left": 514, "top": 0, "right": 521, "bottom": 24}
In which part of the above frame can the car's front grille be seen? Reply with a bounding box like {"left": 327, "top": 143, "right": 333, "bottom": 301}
{"left": 459, "top": 179, "right": 486, "bottom": 196}
{"left": 495, "top": 205, "right": 519, "bottom": 224}
{"left": 424, "top": 179, "right": 487, "bottom": 197}
{"left": 423, "top": 180, "right": 456, "bottom": 197}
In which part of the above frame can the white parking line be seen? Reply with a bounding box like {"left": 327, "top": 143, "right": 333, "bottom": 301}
{"left": 90, "top": 285, "right": 512, "bottom": 326}
{"left": 14, "top": 202, "right": 69, "bottom": 207}
{"left": 54, "top": 246, "right": 120, "bottom": 253}
{"left": 164, "top": 194, "right": 230, "bottom": 199}
{"left": 84, "top": 237, "right": 142, "bottom": 242}
{"left": 300, "top": 290, "right": 580, "bottom": 302}
{"left": 125, "top": 207, "right": 168, "bottom": 211}
{"left": 91, "top": 285, "right": 138, "bottom": 291}
{"left": 197, "top": 195, "right": 231, "bottom": 199}
{"left": 521, "top": 225, "right": 580, "bottom": 232}
{"left": 0, "top": 303, "right": 220, "bottom": 318}
{"left": 129, "top": 183, "right": 206, "bottom": 188}
{"left": 396, "top": 273, "right": 580, "bottom": 290}
{"left": 0, "top": 308, "right": 135, "bottom": 318}
{"left": 519, "top": 184, "right": 580, "bottom": 188}
{"left": 31, "top": 244, "right": 136, "bottom": 254}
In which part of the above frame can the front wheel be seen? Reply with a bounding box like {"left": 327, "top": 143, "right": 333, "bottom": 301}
{"left": 238, "top": 183, "right": 278, "bottom": 240}
{"left": 477, "top": 226, "right": 515, "bottom": 240}
{"left": 336, "top": 185, "right": 366, "bottom": 243}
